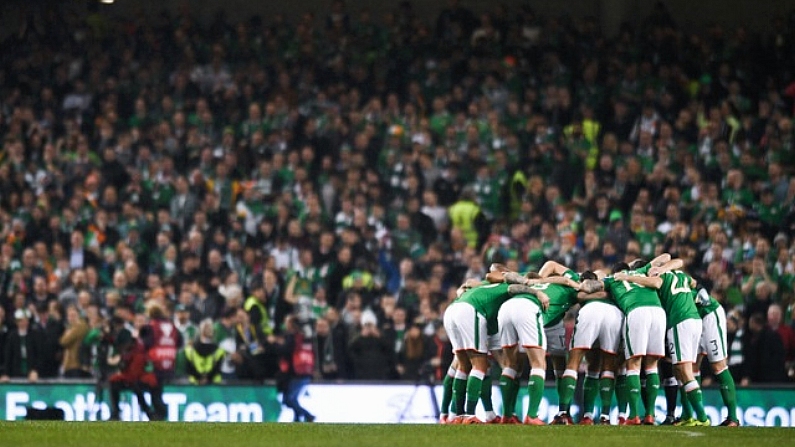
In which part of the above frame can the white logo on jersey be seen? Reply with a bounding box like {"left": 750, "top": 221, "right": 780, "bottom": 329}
{"left": 160, "top": 322, "right": 173, "bottom": 337}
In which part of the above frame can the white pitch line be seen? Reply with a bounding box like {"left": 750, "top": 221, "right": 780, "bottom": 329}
{"left": 671, "top": 430, "right": 705, "bottom": 437}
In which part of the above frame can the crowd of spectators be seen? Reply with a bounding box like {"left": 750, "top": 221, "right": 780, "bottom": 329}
{"left": 0, "top": 0, "right": 794, "bottom": 387}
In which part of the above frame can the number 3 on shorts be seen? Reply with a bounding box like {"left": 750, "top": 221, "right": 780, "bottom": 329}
{"left": 710, "top": 339, "right": 719, "bottom": 356}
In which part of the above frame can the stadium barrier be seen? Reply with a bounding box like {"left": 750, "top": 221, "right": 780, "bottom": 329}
{"left": 2, "top": 382, "right": 795, "bottom": 426}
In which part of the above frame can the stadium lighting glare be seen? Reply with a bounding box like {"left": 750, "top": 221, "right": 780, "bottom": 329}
{"left": 100, "top": 0, "right": 115, "bottom": 4}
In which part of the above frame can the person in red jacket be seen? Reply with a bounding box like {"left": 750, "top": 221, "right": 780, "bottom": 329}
{"left": 107, "top": 317, "right": 158, "bottom": 420}
{"left": 139, "top": 303, "right": 182, "bottom": 420}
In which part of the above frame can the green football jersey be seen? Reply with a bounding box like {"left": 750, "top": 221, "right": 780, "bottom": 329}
{"left": 458, "top": 282, "right": 513, "bottom": 335}
{"left": 604, "top": 270, "right": 661, "bottom": 314}
{"left": 534, "top": 270, "right": 580, "bottom": 327}
{"left": 658, "top": 270, "right": 702, "bottom": 329}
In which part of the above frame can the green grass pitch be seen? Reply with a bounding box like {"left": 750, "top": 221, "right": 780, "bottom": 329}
{"left": 0, "top": 422, "right": 790, "bottom": 447}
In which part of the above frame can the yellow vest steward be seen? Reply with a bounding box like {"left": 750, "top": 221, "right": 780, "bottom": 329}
{"left": 449, "top": 200, "right": 481, "bottom": 248}
{"left": 244, "top": 296, "right": 272, "bottom": 336}
{"left": 184, "top": 346, "right": 225, "bottom": 384}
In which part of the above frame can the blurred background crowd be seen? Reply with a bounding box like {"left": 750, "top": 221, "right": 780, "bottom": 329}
{"left": 0, "top": 0, "right": 794, "bottom": 387}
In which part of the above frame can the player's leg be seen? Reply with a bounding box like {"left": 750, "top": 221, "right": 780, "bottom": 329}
{"left": 452, "top": 352, "right": 471, "bottom": 420}
{"left": 555, "top": 348, "right": 584, "bottom": 423}
{"left": 659, "top": 357, "right": 678, "bottom": 424}
{"left": 671, "top": 319, "right": 709, "bottom": 426}
{"left": 622, "top": 309, "right": 646, "bottom": 425}
{"left": 615, "top": 361, "right": 629, "bottom": 424}
{"left": 480, "top": 342, "right": 502, "bottom": 423}
{"left": 499, "top": 345, "right": 521, "bottom": 422}
{"left": 702, "top": 306, "right": 739, "bottom": 426}
{"left": 545, "top": 321, "right": 567, "bottom": 405}
{"left": 504, "top": 300, "right": 548, "bottom": 425}
{"left": 623, "top": 356, "right": 643, "bottom": 424}
{"left": 463, "top": 352, "right": 490, "bottom": 422}
{"left": 443, "top": 303, "right": 473, "bottom": 422}
{"left": 439, "top": 357, "right": 459, "bottom": 423}
{"left": 596, "top": 306, "right": 623, "bottom": 425}
{"left": 580, "top": 349, "right": 601, "bottom": 424}
{"left": 524, "top": 346, "right": 547, "bottom": 425}
{"left": 641, "top": 307, "right": 667, "bottom": 424}
{"left": 711, "top": 358, "right": 739, "bottom": 426}
{"left": 544, "top": 319, "right": 570, "bottom": 424}
{"left": 599, "top": 352, "right": 619, "bottom": 424}
{"left": 676, "top": 362, "right": 693, "bottom": 423}
{"left": 497, "top": 301, "right": 521, "bottom": 423}
{"left": 641, "top": 355, "right": 661, "bottom": 424}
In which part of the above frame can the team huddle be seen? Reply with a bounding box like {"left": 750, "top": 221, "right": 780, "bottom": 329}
{"left": 439, "top": 254, "right": 740, "bottom": 427}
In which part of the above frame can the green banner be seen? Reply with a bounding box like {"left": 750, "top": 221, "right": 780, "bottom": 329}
{"left": 3, "top": 382, "right": 795, "bottom": 425}
{"left": 0, "top": 383, "right": 283, "bottom": 422}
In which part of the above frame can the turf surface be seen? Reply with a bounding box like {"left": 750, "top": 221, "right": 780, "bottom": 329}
{"left": 0, "top": 422, "right": 790, "bottom": 447}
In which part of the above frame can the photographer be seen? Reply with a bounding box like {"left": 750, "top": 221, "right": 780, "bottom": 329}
{"left": 233, "top": 307, "right": 280, "bottom": 380}
{"left": 106, "top": 317, "right": 158, "bottom": 421}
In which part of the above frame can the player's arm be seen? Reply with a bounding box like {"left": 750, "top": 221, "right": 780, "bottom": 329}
{"left": 507, "top": 284, "right": 550, "bottom": 310}
{"left": 649, "top": 253, "right": 672, "bottom": 267}
{"left": 533, "top": 275, "right": 580, "bottom": 290}
{"left": 538, "top": 261, "right": 569, "bottom": 278}
{"left": 647, "top": 258, "right": 684, "bottom": 277}
{"left": 457, "top": 278, "right": 484, "bottom": 295}
{"left": 614, "top": 272, "right": 663, "bottom": 289}
{"left": 500, "top": 270, "right": 532, "bottom": 285}
{"left": 577, "top": 291, "right": 609, "bottom": 301}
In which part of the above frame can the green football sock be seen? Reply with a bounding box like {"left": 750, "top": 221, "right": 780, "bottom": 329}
{"left": 452, "top": 375, "right": 467, "bottom": 415}
{"left": 527, "top": 370, "right": 546, "bottom": 418}
{"left": 679, "top": 385, "right": 693, "bottom": 420}
{"left": 626, "top": 373, "right": 642, "bottom": 418}
{"left": 615, "top": 374, "right": 629, "bottom": 415}
{"left": 440, "top": 373, "right": 454, "bottom": 415}
{"left": 511, "top": 377, "right": 521, "bottom": 416}
{"left": 717, "top": 369, "right": 738, "bottom": 421}
{"left": 499, "top": 370, "right": 518, "bottom": 417}
{"left": 583, "top": 374, "right": 600, "bottom": 416}
{"left": 558, "top": 372, "right": 577, "bottom": 414}
{"left": 684, "top": 381, "right": 707, "bottom": 422}
{"left": 480, "top": 373, "right": 494, "bottom": 412}
{"left": 465, "top": 370, "right": 485, "bottom": 415}
{"left": 643, "top": 372, "right": 660, "bottom": 418}
{"left": 599, "top": 375, "right": 616, "bottom": 415}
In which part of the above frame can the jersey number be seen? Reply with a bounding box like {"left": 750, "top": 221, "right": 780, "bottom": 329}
{"left": 670, "top": 276, "right": 691, "bottom": 295}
